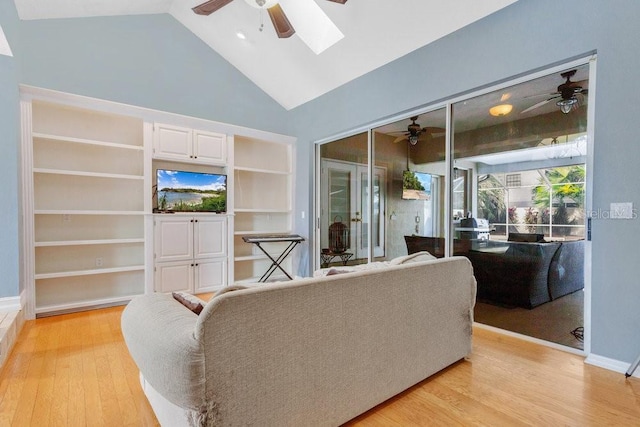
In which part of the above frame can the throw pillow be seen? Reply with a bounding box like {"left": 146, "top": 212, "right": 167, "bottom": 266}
{"left": 172, "top": 292, "right": 206, "bottom": 315}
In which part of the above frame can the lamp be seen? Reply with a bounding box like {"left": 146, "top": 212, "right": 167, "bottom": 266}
{"left": 408, "top": 135, "right": 419, "bottom": 145}
{"left": 557, "top": 97, "right": 578, "bottom": 114}
{"left": 489, "top": 104, "right": 513, "bottom": 117}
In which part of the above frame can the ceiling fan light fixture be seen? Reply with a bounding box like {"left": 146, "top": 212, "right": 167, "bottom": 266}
{"left": 408, "top": 135, "right": 419, "bottom": 145}
{"left": 557, "top": 97, "right": 578, "bottom": 114}
{"left": 489, "top": 104, "right": 513, "bottom": 117}
{"left": 243, "top": 0, "right": 279, "bottom": 9}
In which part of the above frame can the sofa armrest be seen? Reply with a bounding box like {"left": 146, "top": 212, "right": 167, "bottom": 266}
{"left": 121, "top": 293, "right": 205, "bottom": 411}
{"left": 548, "top": 240, "right": 584, "bottom": 299}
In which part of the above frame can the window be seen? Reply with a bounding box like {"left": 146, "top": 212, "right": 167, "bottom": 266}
{"left": 506, "top": 174, "right": 521, "bottom": 187}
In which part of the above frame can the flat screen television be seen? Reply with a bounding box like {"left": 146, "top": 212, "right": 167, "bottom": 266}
{"left": 402, "top": 170, "right": 432, "bottom": 200}
{"left": 156, "top": 169, "right": 227, "bottom": 213}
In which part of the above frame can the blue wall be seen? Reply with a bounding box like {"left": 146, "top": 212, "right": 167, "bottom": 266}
{"left": 0, "top": 0, "right": 20, "bottom": 299}
{"left": 18, "top": 13, "right": 290, "bottom": 134}
{"left": 288, "top": 0, "right": 640, "bottom": 363}
{"left": 2, "top": 0, "right": 640, "bottom": 364}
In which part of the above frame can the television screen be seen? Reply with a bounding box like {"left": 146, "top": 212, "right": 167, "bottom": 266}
{"left": 156, "top": 169, "right": 227, "bottom": 213}
{"left": 402, "top": 170, "right": 431, "bottom": 200}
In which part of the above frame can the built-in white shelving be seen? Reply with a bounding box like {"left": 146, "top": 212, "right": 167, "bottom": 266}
{"left": 233, "top": 136, "right": 294, "bottom": 282}
{"left": 25, "top": 100, "right": 147, "bottom": 316}
{"left": 35, "top": 238, "right": 145, "bottom": 247}
{"left": 20, "top": 87, "right": 296, "bottom": 318}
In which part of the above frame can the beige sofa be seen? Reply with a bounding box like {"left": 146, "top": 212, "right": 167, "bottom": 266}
{"left": 121, "top": 255, "right": 476, "bottom": 426}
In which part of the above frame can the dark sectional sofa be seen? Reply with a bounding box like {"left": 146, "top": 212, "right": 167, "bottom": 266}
{"left": 404, "top": 235, "right": 584, "bottom": 309}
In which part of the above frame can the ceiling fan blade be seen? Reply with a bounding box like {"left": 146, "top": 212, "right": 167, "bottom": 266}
{"left": 521, "top": 98, "right": 554, "bottom": 114}
{"left": 192, "top": 0, "right": 234, "bottom": 15}
{"left": 268, "top": 4, "right": 295, "bottom": 38}
{"left": 422, "top": 127, "right": 445, "bottom": 134}
{"left": 327, "top": 0, "right": 348, "bottom": 3}
{"left": 524, "top": 92, "right": 557, "bottom": 99}
{"left": 393, "top": 135, "right": 408, "bottom": 143}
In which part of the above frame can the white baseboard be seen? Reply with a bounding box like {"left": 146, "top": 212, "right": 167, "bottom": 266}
{"left": 585, "top": 353, "right": 640, "bottom": 378}
{"left": 0, "top": 295, "right": 21, "bottom": 312}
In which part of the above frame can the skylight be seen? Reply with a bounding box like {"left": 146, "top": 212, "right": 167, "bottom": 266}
{"left": 0, "top": 25, "right": 13, "bottom": 57}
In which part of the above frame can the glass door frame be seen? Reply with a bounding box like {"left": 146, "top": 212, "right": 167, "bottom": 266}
{"left": 314, "top": 55, "right": 595, "bottom": 354}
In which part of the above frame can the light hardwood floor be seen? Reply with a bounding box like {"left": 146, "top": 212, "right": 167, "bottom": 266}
{"left": 1, "top": 306, "right": 639, "bottom": 426}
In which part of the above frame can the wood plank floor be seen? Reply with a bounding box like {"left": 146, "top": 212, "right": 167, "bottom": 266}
{"left": 1, "top": 306, "right": 639, "bottom": 426}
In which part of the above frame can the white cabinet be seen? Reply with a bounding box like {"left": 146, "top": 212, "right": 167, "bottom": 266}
{"left": 25, "top": 101, "right": 147, "bottom": 316}
{"left": 233, "top": 136, "right": 294, "bottom": 283}
{"left": 154, "top": 214, "right": 227, "bottom": 293}
{"left": 153, "top": 123, "right": 226, "bottom": 165}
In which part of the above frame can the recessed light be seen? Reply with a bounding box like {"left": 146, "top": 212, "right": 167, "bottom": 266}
{"left": 236, "top": 31, "right": 247, "bottom": 40}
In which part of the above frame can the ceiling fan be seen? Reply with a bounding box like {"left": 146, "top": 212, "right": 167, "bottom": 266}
{"left": 390, "top": 116, "right": 445, "bottom": 146}
{"left": 521, "top": 70, "right": 588, "bottom": 114}
{"left": 193, "top": 0, "right": 347, "bottom": 39}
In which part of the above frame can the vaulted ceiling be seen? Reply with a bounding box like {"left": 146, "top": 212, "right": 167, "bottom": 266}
{"left": 13, "top": 0, "right": 518, "bottom": 110}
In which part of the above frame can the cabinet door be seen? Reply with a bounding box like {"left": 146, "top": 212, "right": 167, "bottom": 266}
{"left": 155, "top": 217, "right": 194, "bottom": 262}
{"left": 154, "top": 123, "right": 192, "bottom": 161}
{"left": 155, "top": 261, "right": 193, "bottom": 293}
{"left": 194, "top": 216, "right": 226, "bottom": 259}
{"left": 194, "top": 131, "right": 226, "bottom": 165}
{"left": 194, "top": 258, "right": 227, "bottom": 292}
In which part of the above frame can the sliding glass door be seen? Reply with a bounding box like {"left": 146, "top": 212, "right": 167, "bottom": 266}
{"left": 315, "top": 59, "right": 592, "bottom": 351}
{"left": 451, "top": 62, "right": 590, "bottom": 350}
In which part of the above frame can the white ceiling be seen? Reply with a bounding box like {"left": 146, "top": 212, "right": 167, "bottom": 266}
{"left": 13, "top": 0, "right": 518, "bottom": 110}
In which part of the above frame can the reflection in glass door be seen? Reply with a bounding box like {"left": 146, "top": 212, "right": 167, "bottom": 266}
{"left": 451, "top": 62, "right": 590, "bottom": 350}
{"left": 320, "top": 159, "right": 385, "bottom": 260}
